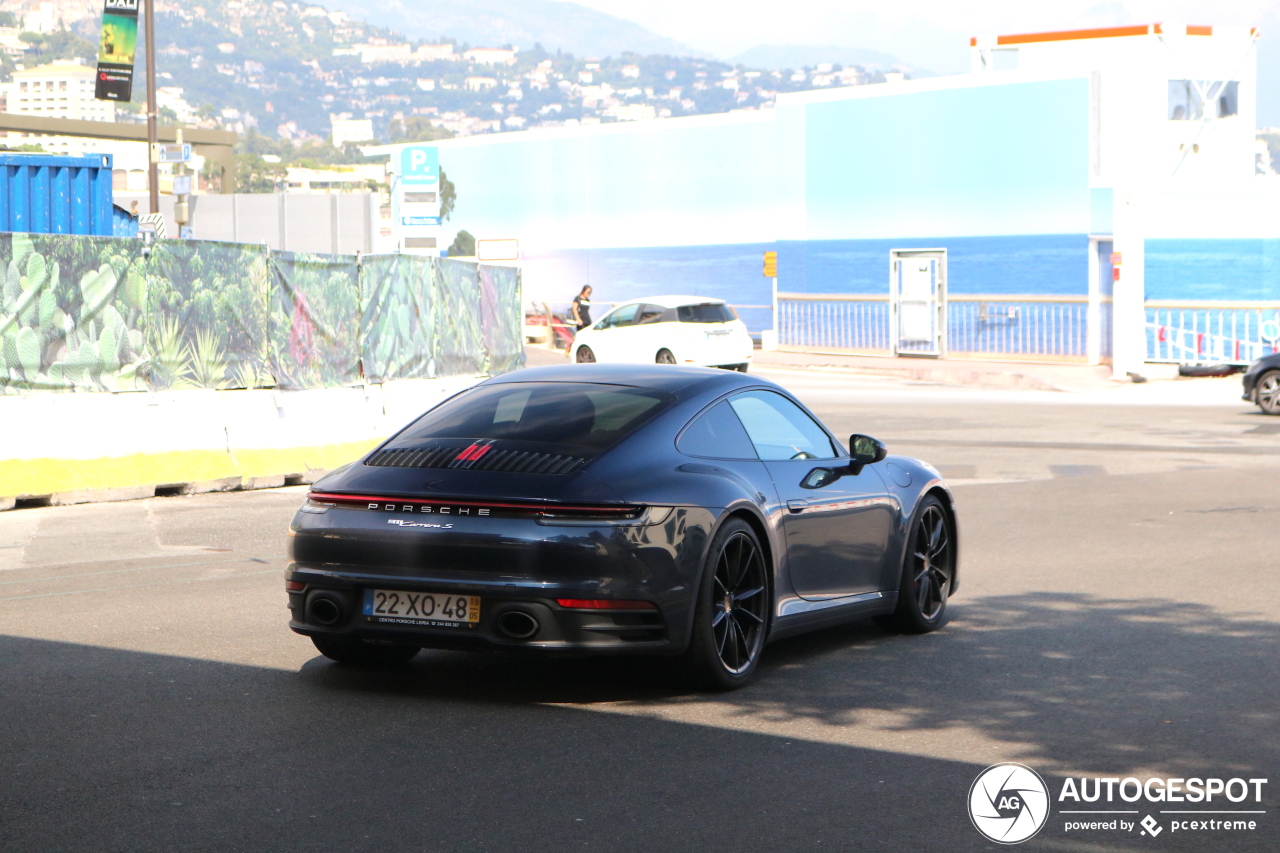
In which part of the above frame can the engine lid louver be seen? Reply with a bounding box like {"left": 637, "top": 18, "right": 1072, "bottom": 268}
{"left": 366, "top": 443, "right": 588, "bottom": 475}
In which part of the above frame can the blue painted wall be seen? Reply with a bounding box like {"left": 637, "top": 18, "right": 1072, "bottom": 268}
{"left": 440, "top": 114, "right": 778, "bottom": 252}
{"left": 794, "top": 78, "right": 1092, "bottom": 241}
{"left": 1146, "top": 239, "right": 1280, "bottom": 301}
{"left": 436, "top": 76, "right": 1105, "bottom": 317}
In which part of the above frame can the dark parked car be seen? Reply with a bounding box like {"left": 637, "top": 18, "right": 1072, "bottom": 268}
{"left": 1242, "top": 352, "right": 1280, "bottom": 414}
{"left": 286, "top": 365, "right": 958, "bottom": 689}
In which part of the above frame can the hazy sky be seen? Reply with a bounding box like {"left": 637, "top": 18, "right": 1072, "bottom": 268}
{"left": 573, "top": 0, "right": 1280, "bottom": 71}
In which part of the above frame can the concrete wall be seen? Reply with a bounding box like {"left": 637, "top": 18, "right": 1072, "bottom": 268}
{"left": 0, "top": 376, "right": 481, "bottom": 508}
{"left": 114, "top": 193, "right": 378, "bottom": 254}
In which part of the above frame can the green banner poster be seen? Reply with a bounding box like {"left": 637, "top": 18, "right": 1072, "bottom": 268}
{"left": 95, "top": 0, "right": 139, "bottom": 102}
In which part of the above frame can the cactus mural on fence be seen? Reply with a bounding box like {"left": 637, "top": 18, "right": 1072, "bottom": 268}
{"left": 0, "top": 234, "right": 522, "bottom": 395}
{"left": 479, "top": 264, "right": 523, "bottom": 376}
{"left": 360, "top": 254, "right": 437, "bottom": 383}
{"left": 435, "top": 258, "right": 486, "bottom": 378}
{"left": 270, "top": 251, "right": 362, "bottom": 390}
{"left": 0, "top": 233, "right": 150, "bottom": 393}
{"left": 146, "top": 240, "right": 273, "bottom": 390}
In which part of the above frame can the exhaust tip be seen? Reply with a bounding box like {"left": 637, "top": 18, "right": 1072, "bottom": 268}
{"left": 309, "top": 596, "right": 344, "bottom": 627}
{"left": 496, "top": 610, "right": 540, "bottom": 640}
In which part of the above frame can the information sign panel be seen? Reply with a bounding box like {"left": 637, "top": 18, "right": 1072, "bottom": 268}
{"left": 95, "top": 0, "right": 139, "bottom": 101}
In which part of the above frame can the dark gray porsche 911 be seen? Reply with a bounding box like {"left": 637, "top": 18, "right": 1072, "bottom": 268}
{"left": 286, "top": 364, "right": 958, "bottom": 689}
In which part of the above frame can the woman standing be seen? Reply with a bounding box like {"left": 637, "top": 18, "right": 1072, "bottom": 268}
{"left": 570, "top": 285, "right": 593, "bottom": 331}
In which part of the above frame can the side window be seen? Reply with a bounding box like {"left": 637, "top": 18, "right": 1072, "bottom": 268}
{"left": 677, "top": 400, "right": 758, "bottom": 460}
{"left": 636, "top": 304, "right": 665, "bottom": 324}
{"left": 728, "top": 390, "right": 838, "bottom": 461}
{"left": 596, "top": 304, "right": 639, "bottom": 330}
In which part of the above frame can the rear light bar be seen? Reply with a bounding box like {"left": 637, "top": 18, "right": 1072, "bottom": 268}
{"left": 285, "top": 580, "right": 305, "bottom": 591}
{"left": 556, "top": 598, "right": 658, "bottom": 611}
{"left": 306, "top": 491, "right": 644, "bottom": 521}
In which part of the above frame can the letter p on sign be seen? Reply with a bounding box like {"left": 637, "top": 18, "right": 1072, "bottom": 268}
{"left": 400, "top": 145, "right": 439, "bottom": 184}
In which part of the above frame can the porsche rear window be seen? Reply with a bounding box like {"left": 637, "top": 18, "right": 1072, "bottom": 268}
{"left": 391, "top": 382, "right": 675, "bottom": 451}
{"left": 677, "top": 303, "right": 737, "bottom": 323}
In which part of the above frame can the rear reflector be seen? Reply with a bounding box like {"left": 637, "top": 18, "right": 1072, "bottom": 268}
{"left": 555, "top": 598, "right": 658, "bottom": 611}
{"left": 285, "top": 581, "right": 305, "bottom": 591}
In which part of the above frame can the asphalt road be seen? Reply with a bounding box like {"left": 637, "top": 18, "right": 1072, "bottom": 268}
{"left": 1, "top": 369, "right": 1276, "bottom": 853}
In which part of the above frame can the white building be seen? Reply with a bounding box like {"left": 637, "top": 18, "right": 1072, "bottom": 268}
{"left": 970, "top": 23, "right": 1258, "bottom": 184}
{"left": 464, "top": 48, "right": 517, "bottom": 66}
{"left": 414, "top": 44, "right": 457, "bottom": 62}
{"left": 331, "top": 116, "right": 375, "bottom": 146}
{"left": 6, "top": 61, "right": 113, "bottom": 123}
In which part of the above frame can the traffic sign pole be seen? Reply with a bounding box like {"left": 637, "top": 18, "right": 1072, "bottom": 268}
{"left": 144, "top": 0, "right": 158, "bottom": 214}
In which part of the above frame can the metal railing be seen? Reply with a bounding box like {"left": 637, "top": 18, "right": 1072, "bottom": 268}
{"left": 1146, "top": 301, "right": 1280, "bottom": 365}
{"left": 776, "top": 293, "right": 892, "bottom": 353}
{"left": 775, "top": 293, "right": 1105, "bottom": 361}
{"left": 947, "top": 295, "right": 1095, "bottom": 361}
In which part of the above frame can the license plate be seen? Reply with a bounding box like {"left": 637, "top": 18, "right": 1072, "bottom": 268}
{"left": 362, "top": 589, "right": 481, "bottom": 627}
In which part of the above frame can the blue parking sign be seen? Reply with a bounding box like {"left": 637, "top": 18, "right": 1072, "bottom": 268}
{"left": 400, "top": 145, "right": 439, "bottom": 185}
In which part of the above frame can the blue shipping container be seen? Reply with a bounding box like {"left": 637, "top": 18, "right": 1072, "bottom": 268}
{"left": 0, "top": 152, "right": 115, "bottom": 236}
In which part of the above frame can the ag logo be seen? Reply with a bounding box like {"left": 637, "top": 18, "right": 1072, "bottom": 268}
{"left": 968, "top": 763, "right": 1050, "bottom": 844}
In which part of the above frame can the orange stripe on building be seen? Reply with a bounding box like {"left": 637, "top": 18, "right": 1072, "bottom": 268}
{"left": 995, "top": 24, "right": 1157, "bottom": 46}
{"left": 1185, "top": 25, "right": 1213, "bottom": 36}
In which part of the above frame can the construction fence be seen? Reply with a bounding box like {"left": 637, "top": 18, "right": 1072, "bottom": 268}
{"left": 0, "top": 232, "right": 523, "bottom": 395}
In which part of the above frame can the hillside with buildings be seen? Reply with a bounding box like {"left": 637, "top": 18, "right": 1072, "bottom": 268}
{"left": 0, "top": 0, "right": 887, "bottom": 147}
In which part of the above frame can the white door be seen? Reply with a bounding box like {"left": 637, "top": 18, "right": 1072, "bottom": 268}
{"left": 891, "top": 249, "right": 946, "bottom": 356}
{"left": 588, "top": 303, "right": 640, "bottom": 361}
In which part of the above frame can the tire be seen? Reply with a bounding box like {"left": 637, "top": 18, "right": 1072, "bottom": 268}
{"left": 575, "top": 345, "right": 596, "bottom": 363}
{"left": 311, "top": 635, "right": 420, "bottom": 666}
{"left": 882, "top": 496, "right": 954, "bottom": 634}
{"left": 656, "top": 349, "right": 677, "bottom": 365}
{"left": 679, "top": 518, "right": 769, "bottom": 690}
{"left": 734, "top": 363, "right": 749, "bottom": 373}
{"left": 1258, "top": 370, "right": 1280, "bottom": 415}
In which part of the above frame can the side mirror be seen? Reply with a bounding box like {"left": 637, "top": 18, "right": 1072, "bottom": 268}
{"left": 849, "top": 434, "right": 888, "bottom": 466}
{"left": 800, "top": 435, "right": 888, "bottom": 489}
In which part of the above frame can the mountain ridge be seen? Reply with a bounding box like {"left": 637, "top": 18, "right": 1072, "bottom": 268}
{"left": 729, "top": 44, "right": 932, "bottom": 75}
{"left": 321, "top": 0, "right": 708, "bottom": 59}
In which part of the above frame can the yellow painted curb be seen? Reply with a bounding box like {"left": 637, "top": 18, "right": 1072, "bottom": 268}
{"left": 1, "top": 440, "right": 380, "bottom": 498}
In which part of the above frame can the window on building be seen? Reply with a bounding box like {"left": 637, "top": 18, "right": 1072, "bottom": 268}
{"left": 19, "top": 81, "right": 26, "bottom": 91}
{"left": 1168, "top": 80, "right": 1239, "bottom": 120}
{"left": 59, "top": 81, "right": 66, "bottom": 91}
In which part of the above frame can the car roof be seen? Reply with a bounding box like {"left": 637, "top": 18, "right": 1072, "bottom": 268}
{"left": 485, "top": 363, "right": 760, "bottom": 395}
{"left": 608, "top": 295, "right": 728, "bottom": 310}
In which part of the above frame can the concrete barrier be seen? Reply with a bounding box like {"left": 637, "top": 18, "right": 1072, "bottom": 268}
{"left": 0, "top": 376, "right": 481, "bottom": 509}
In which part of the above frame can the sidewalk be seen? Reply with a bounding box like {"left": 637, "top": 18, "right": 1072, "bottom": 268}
{"left": 522, "top": 346, "right": 1121, "bottom": 392}
{"left": 750, "top": 349, "right": 1121, "bottom": 392}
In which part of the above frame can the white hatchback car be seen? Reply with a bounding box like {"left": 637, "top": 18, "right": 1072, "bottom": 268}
{"left": 570, "top": 296, "right": 754, "bottom": 371}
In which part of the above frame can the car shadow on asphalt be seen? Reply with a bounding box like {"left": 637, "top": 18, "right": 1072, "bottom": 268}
{"left": 3, "top": 590, "right": 1276, "bottom": 852}
{"left": 291, "top": 591, "right": 1279, "bottom": 779}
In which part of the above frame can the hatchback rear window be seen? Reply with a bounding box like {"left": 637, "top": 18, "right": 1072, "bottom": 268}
{"left": 390, "top": 382, "right": 675, "bottom": 452}
{"left": 677, "top": 303, "right": 737, "bottom": 324}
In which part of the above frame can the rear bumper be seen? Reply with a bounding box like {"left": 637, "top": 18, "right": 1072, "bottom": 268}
{"left": 285, "top": 504, "right": 716, "bottom": 654}
{"left": 286, "top": 567, "right": 678, "bottom": 653}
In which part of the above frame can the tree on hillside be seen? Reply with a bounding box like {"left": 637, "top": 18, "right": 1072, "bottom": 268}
{"left": 389, "top": 116, "right": 452, "bottom": 144}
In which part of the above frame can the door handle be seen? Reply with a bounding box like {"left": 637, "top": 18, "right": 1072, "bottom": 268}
{"left": 786, "top": 499, "right": 808, "bottom": 513}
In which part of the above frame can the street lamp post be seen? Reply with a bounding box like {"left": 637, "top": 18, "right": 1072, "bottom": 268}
{"left": 145, "top": 0, "right": 158, "bottom": 214}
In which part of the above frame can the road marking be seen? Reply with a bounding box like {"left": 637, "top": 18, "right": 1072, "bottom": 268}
{"left": 0, "top": 567, "right": 280, "bottom": 603}
{"left": 0, "top": 555, "right": 259, "bottom": 586}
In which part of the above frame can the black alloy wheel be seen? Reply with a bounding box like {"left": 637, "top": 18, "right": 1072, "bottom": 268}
{"left": 885, "top": 496, "right": 953, "bottom": 633}
{"left": 312, "top": 635, "right": 420, "bottom": 666}
{"left": 1258, "top": 370, "right": 1280, "bottom": 414}
{"left": 656, "top": 349, "right": 677, "bottom": 365}
{"left": 576, "top": 345, "right": 596, "bottom": 363}
{"left": 681, "top": 518, "right": 769, "bottom": 689}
